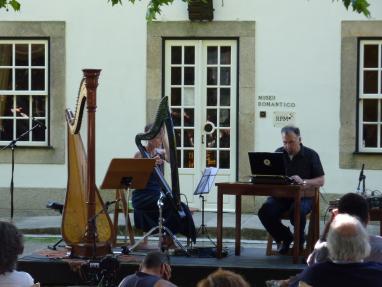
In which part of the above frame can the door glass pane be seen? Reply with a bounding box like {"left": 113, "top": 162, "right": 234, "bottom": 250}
{"left": 184, "top": 108, "right": 194, "bottom": 126}
{"left": 220, "top": 67, "right": 230, "bottom": 85}
{"left": 0, "top": 44, "right": 12, "bottom": 66}
{"left": 0, "top": 95, "right": 13, "bottom": 116}
{"left": 207, "top": 67, "right": 217, "bottom": 85}
{"left": 363, "top": 45, "right": 378, "bottom": 68}
{"left": 174, "top": 128, "right": 181, "bottom": 146}
{"left": 206, "top": 150, "right": 217, "bottom": 167}
{"left": 32, "top": 44, "right": 45, "bottom": 66}
{"left": 183, "top": 150, "right": 194, "bottom": 168}
{"left": 32, "top": 120, "right": 45, "bottom": 141}
{"left": 15, "top": 44, "right": 28, "bottom": 66}
{"left": 0, "top": 119, "right": 13, "bottom": 140}
{"left": 184, "top": 129, "right": 194, "bottom": 147}
{"left": 184, "top": 87, "right": 194, "bottom": 106}
{"left": 363, "top": 99, "right": 378, "bottom": 122}
{"left": 363, "top": 71, "right": 378, "bottom": 94}
{"left": 16, "top": 95, "right": 29, "bottom": 117}
{"left": 171, "top": 67, "right": 181, "bottom": 85}
{"left": 16, "top": 119, "right": 29, "bottom": 141}
{"left": 184, "top": 67, "right": 194, "bottom": 85}
{"left": 207, "top": 130, "right": 217, "bottom": 148}
{"left": 220, "top": 109, "right": 230, "bottom": 127}
{"left": 207, "top": 47, "right": 217, "bottom": 64}
{"left": 220, "top": 88, "right": 230, "bottom": 106}
{"left": 184, "top": 46, "right": 195, "bottom": 64}
{"left": 220, "top": 46, "right": 231, "bottom": 65}
{"left": 363, "top": 124, "right": 377, "bottom": 147}
{"left": 31, "top": 69, "right": 45, "bottom": 90}
{"left": 219, "top": 150, "right": 230, "bottom": 169}
{"left": 172, "top": 108, "right": 181, "bottom": 126}
{"left": 171, "top": 46, "right": 182, "bottom": 64}
{"left": 176, "top": 149, "right": 181, "bottom": 168}
{"left": 32, "top": 96, "right": 46, "bottom": 117}
{"left": 0, "top": 69, "right": 13, "bottom": 90}
{"left": 171, "top": 88, "right": 181, "bottom": 106}
{"left": 15, "top": 69, "right": 29, "bottom": 90}
{"left": 207, "top": 88, "right": 217, "bottom": 106}
{"left": 219, "top": 129, "right": 230, "bottom": 148}
{"left": 207, "top": 108, "right": 217, "bottom": 126}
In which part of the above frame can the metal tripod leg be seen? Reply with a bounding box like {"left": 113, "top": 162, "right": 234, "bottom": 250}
{"left": 48, "top": 238, "right": 64, "bottom": 250}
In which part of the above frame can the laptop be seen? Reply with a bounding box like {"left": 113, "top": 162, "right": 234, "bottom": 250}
{"left": 248, "top": 152, "right": 292, "bottom": 184}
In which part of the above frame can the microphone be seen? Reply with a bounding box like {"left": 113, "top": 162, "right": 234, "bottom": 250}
{"left": 105, "top": 200, "right": 117, "bottom": 207}
{"left": 32, "top": 118, "right": 47, "bottom": 130}
{"left": 359, "top": 163, "right": 365, "bottom": 182}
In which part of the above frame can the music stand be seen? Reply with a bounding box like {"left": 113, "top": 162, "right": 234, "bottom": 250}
{"left": 193, "top": 167, "right": 218, "bottom": 246}
{"left": 101, "top": 158, "right": 155, "bottom": 246}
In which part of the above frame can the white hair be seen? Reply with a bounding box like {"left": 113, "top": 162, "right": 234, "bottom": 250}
{"left": 327, "top": 213, "right": 370, "bottom": 262}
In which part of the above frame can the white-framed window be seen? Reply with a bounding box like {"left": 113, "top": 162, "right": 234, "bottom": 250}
{"left": 358, "top": 40, "right": 382, "bottom": 152}
{"left": 0, "top": 39, "right": 48, "bottom": 146}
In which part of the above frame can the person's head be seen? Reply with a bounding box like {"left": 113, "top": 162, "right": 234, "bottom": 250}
{"left": 140, "top": 252, "right": 170, "bottom": 278}
{"left": 327, "top": 214, "right": 370, "bottom": 262}
{"left": 281, "top": 125, "right": 301, "bottom": 156}
{"left": 197, "top": 269, "right": 250, "bottom": 287}
{"left": 0, "top": 221, "right": 24, "bottom": 274}
{"left": 338, "top": 193, "right": 369, "bottom": 225}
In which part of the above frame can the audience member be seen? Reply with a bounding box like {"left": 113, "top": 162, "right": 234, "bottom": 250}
{"left": 0, "top": 221, "right": 35, "bottom": 287}
{"left": 197, "top": 269, "right": 250, "bottom": 287}
{"left": 118, "top": 251, "right": 176, "bottom": 287}
{"left": 292, "top": 214, "right": 382, "bottom": 287}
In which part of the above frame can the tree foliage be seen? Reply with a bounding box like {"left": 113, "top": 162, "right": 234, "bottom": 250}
{"left": 0, "top": 0, "right": 371, "bottom": 20}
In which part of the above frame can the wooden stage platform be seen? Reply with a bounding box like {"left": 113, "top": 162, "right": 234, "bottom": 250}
{"left": 18, "top": 245, "right": 307, "bottom": 287}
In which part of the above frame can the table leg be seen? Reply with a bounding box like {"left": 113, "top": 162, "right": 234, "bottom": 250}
{"left": 217, "top": 190, "right": 223, "bottom": 258}
{"left": 293, "top": 191, "right": 301, "bottom": 264}
{"left": 235, "top": 194, "right": 242, "bottom": 256}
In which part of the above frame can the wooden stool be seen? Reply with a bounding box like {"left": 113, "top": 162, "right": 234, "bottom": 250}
{"left": 112, "top": 188, "right": 135, "bottom": 246}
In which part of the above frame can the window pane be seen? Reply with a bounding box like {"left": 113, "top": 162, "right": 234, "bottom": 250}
{"left": 32, "top": 44, "right": 45, "bottom": 66}
{"left": 184, "top": 108, "right": 194, "bottom": 126}
{"left": 220, "top": 46, "right": 231, "bottom": 64}
{"left": 206, "top": 150, "right": 217, "bottom": 167}
{"left": 171, "top": 108, "right": 181, "bottom": 126}
{"left": 171, "top": 88, "right": 181, "bottom": 106}
{"left": 32, "top": 96, "right": 46, "bottom": 117}
{"left": 207, "top": 130, "right": 217, "bottom": 148}
{"left": 207, "top": 67, "right": 217, "bottom": 85}
{"left": 183, "top": 150, "right": 194, "bottom": 168}
{"left": 0, "top": 119, "right": 13, "bottom": 140}
{"left": 363, "top": 45, "right": 378, "bottom": 68}
{"left": 363, "top": 124, "right": 377, "bottom": 147}
{"left": 176, "top": 149, "right": 181, "bottom": 168}
{"left": 0, "top": 69, "right": 13, "bottom": 90}
{"left": 16, "top": 119, "right": 29, "bottom": 141}
{"left": 184, "top": 87, "right": 194, "bottom": 106}
{"left": 16, "top": 95, "right": 30, "bottom": 117}
{"left": 184, "top": 67, "right": 194, "bottom": 85}
{"left": 15, "top": 44, "right": 28, "bottom": 66}
{"left": 220, "top": 88, "right": 230, "bottom": 106}
{"left": 207, "top": 88, "right": 217, "bottom": 106}
{"left": 184, "top": 46, "right": 195, "bottom": 64}
{"left": 219, "top": 150, "right": 230, "bottom": 169}
{"left": 363, "top": 99, "right": 378, "bottom": 122}
{"left": 15, "top": 69, "right": 29, "bottom": 90}
{"left": 171, "top": 67, "right": 181, "bottom": 85}
{"left": 171, "top": 46, "right": 182, "bottom": 64}
{"left": 0, "top": 95, "right": 13, "bottom": 116}
{"left": 184, "top": 129, "right": 194, "bottom": 147}
{"left": 219, "top": 129, "right": 230, "bottom": 148}
{"left": 32, "top": 119, "right": 45, "bottom": 141}
{"left": 220, "top": 67, "right": 231, "bottom": 85}
{"left": 207, "top": 47, "right": 217, "bottom": 64}
{"left": 220, "top": 109, "right": 230, "bottom": 127}
{"left": 363, "top": 71, "right": 378, "bottom": 94}
{"left": 207, "top": 108, "right": 217, "bottom": 126}
{"left": 0, "top": 44, "right": 12, "bottom": 66}
{"left": 31, "top": 69, "right": 45, "bottom": 90}
{"left": 174, "top": 128, "right": 181, "bottom": 146}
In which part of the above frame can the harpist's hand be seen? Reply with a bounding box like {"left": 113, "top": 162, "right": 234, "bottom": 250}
{"left": 153, "top": 155, "right": 164, "bottom": 166}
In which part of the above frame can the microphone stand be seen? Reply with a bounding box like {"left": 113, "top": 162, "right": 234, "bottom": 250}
{"left": 1, "top": 122, "right": 42, "bottom": 220}
{"left": 356, "top": 164, "right": 366, "bottom": 196}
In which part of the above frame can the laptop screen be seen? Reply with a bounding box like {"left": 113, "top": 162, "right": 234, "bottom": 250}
{"left": 248, "top": 152, "right": 286, "bottom": 176}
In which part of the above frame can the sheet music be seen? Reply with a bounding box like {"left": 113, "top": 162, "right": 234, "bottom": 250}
{"left": 194, "top": 167, "right": 219, "bottom": 195}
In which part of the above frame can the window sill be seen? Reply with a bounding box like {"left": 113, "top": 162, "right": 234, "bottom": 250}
{"left": 353, "top": 151, "right": 382, "bottom": 155}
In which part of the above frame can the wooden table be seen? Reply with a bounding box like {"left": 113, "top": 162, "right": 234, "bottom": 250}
{"left": 216, "top": 182, "right": 319, "bottom": 264}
